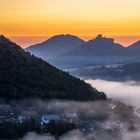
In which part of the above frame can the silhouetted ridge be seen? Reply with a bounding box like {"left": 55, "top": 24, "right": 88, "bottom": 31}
{"left": 93, "top": 34, "right": 114, "bottom": 44}
{"left": 82, "top": 34, "right": 122, "bottom": 50}
{"left": 0, "top": 35, "right": 106, "bottom": 101}
{"left": 26, "top": 34, "right": 85, "bottom": 60}
{"left": 128, "top": 40, "right": 140, "bottom": 49}
{"left": 0, "top": 35, "right": 19, "bottom": 48}
{"left": 43, "top": 34, "right": 84, "bottom": 44}
{"left": 48, "top": 34, "right": 127, "bottom": 67}
{"left": 26, "top": 34, "right": 140, "bottom": 68}
{"left": 0, "top": 35, "right": 10, "bottom": 43}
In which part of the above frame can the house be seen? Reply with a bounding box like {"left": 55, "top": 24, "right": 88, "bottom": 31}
{"left": 18, "top": 107, "right": 37, "bottom": 123}
{"left": 0, "top": 104, "right": 14, "bottom": 122}
{"left": 41, "top": 114, "right": 61, "bottom": 125}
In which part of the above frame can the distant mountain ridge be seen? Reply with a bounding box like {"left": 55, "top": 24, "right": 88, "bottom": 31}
{"left": 60, "top": 34, "right": 125, "bottom": 55}
{"left": 26, "top": 34, "right": 85, "bottom": 60}
{"left": 26, "top": 34, "right": 140, "bottom": 68}
{"left": 49, "top": 35, "right": 132, "bottom": 67}
{"left": 0, "top": 35, "right": 106, "bottom": 101}
{"left": 127, "top": 40, "right": 140, "bottom": 50}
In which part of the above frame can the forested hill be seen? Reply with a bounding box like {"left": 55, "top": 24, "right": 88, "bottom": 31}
{"left": 70, "top": 63, "right": 140, "bottom": 81}
{"left": 0, "top": 35, "right": 106, "bottom": 101}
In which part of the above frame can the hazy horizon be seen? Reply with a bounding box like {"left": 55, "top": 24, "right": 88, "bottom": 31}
{"left": 1, "top": 0, "right": 140, "bottom": 48}
{"left": 8, "top": 35, "right": 140, "bottom": 48}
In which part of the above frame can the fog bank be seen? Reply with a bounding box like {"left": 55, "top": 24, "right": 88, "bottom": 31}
{"left": 22, "top": 130, "right": 140, "bottom": 140}
{"left": 86, "top": 79, "right": 140, "bottom": 108}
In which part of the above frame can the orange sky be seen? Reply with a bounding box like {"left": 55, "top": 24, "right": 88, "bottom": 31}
{"left": 0, "top": 0, "right": 140, "bottom": 48}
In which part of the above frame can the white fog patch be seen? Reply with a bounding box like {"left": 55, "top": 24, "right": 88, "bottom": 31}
{"left": 22, "top": 130, "right": 140, "bottom": 140}
{"left": 16, "top": 99, "right": 140, "bottom": 140}
{"left": 22, "top": 132, "right": 55, "bottom": 140}
{"left": 86, "top": 79, "right": 140, "bottom": 108}
{"left": 122, "top": 131, "right": 140, "bottom": 140}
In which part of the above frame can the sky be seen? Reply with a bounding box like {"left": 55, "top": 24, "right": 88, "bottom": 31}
{"left": 0, "top": 0, "right": 140, "bottom": 48}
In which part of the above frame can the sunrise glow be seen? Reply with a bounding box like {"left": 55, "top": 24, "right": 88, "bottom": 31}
{"left": 1, "top": 0, "right": 140, "bottom": 47}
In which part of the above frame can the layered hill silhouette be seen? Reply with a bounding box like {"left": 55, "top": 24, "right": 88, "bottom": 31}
{"left": 74, "top": 62, "right": 140, "bottom": 81}
{"left": 127, "top": 40, "right": 140, "bottom": 52}
{"left": 61, "top": 34, "right": 125, "bottom": 55}
{"left": 26, "top": 34, "right": 140, "bottom": 68}
{"left": 49, "top": 35, "right": 135, "bottom": 67}
{"left": 26, "top": 34, "right": 85, "bottom": 60}
{"left": 0, "top": 35, "right": 106, "bottom": 101}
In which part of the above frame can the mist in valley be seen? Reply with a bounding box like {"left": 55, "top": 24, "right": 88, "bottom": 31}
{"left": 16, "top": 78, "right": 140, "bottom": 140}
{"left": 86, "top": 79, "right": 140, "bottom": 108}
{"left": 21, "top": 130, "right": 140, "bottom": 140}
{"left": 2, "top": 97, "right": 136, "bottom": 140}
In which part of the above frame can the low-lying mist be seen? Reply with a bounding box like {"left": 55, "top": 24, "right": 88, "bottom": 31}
{"left": 22, "top": 128, "right": 140, "bottom": 140}
{"left": 1, "top": 99, "right": 139, "bottom": 140}
{"left": 2, "top": 79, "right": 140, "bottom": 140}
{"left": 86, "top": 79, "right": 140, "bottom": 108}
{"left": 17, "top": 100, "right": 140, "bottom": 140}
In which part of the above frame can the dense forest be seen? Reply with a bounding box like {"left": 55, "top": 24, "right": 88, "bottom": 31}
{"left": 0, "top": 35, "right": 106, "bottom": 101}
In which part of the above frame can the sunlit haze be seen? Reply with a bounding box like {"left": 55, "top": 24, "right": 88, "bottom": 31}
{"left": 1, "top": 0, "right": 140, "bottom": 47}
